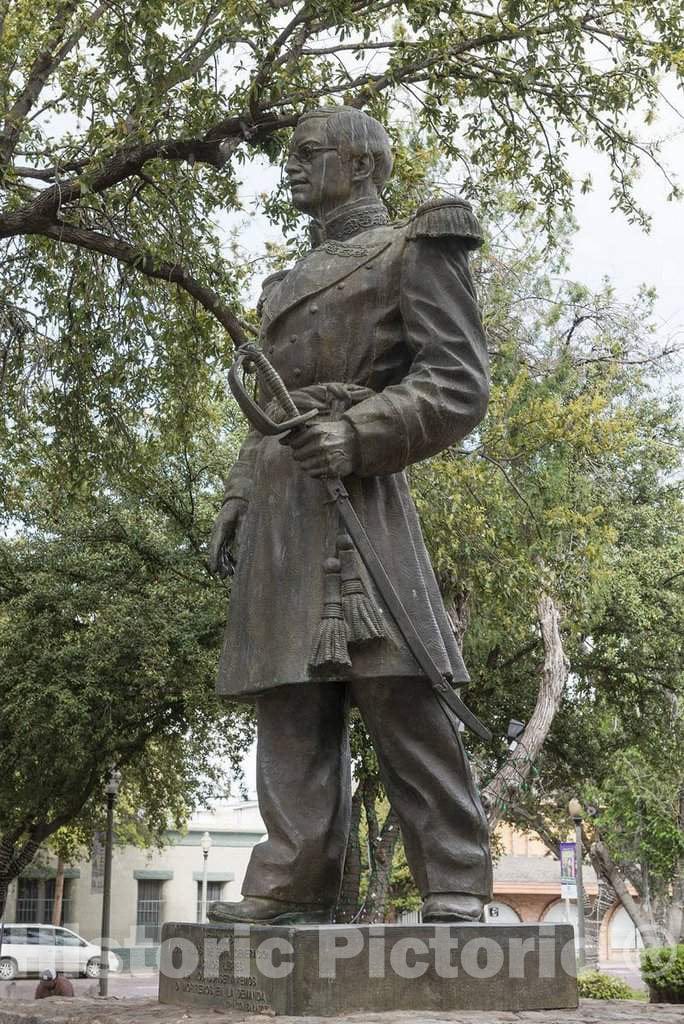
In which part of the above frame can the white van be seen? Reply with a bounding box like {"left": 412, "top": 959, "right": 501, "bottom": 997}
{"left": 0, "top": 924, "right": 120, "bottom": 980}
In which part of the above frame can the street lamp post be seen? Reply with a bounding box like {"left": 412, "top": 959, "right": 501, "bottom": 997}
{"left": 201, "top": 832, "right": 212, "bottom": 923}
{"left": 99, "top": 769, "right": 121, "bottom": 998}
{"left": 568, "top": 798, "right": 586, "bottom": 971}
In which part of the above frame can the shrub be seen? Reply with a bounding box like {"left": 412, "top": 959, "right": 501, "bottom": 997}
{"left": 640, "top": 944, "right": 684, "bottom": 1004}
{"left": 577, "top": 970, "right": 639, "bottom": 1000}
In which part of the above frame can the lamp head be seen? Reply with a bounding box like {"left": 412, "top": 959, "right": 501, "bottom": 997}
{"left": 506, "top": 719, "right": 526, "bottom": 743}
{"left": 105, "top": 769, "right": 121, "bottom": 796}
{"left": 568, "top": 797, "right": 584, "bottom": 821}
{"left": 201, "top": 831, "right": 213, "bottom": 855}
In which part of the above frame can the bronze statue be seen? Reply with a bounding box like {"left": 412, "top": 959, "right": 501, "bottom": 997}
{"left": 208, "top": 106, "right": 492, "bottom": 925}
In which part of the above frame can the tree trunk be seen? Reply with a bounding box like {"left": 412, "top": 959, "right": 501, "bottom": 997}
{"left": 666, "top": 786, "right": 684, "bottom": 943}
{"left": 482, "top": 593, "right": 569, "bottom": 826}
{"left": 444, "top": 591, "right": 470, "bottom": 652}
{"left": 0, "top": 878, "right": 8, "bottom": 922}
{"left": 358, "top": 808, "right": 401, "bottom": 924}
{"left": 336, "top": 783, "right": 365, "bottom": 923}
{"left": 591, "top": 840, "right": 666, "bottom": 947}
{"left": 52, "top": 856, "right": 65, "bottom": 926}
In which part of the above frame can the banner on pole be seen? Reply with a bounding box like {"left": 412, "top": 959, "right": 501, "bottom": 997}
{"left": 560, "top": 841, "right": 578, "bottom": 900}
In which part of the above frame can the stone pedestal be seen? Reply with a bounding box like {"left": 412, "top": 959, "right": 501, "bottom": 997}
{"left": 158, "top": 921, "right": 578, "bottom": 1017}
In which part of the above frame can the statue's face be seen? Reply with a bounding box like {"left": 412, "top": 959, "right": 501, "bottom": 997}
{"left": 286, "top": 118, "right": 352, "bottom": 216}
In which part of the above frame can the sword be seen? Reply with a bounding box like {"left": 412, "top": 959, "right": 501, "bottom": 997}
{"left": 228, "top": 344, "right": 492, "bottom": 743}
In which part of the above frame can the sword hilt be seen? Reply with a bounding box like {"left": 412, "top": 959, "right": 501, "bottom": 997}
{"left": 228, "top": 343, "right": 318, "bottom": 436}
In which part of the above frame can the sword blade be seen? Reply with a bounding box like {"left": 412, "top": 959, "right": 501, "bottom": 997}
{"left": 326, "top": 478, "right": 492, "bottom": 743}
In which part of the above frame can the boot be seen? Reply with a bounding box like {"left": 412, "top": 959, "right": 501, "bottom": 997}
{"left": 422, "top": 892, "right": 485, "bottom": 923}
{"left": 207, "top": 895, "right": 333, "bottom": 925}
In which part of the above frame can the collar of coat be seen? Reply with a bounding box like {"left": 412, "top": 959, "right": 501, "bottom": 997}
{"left": 321, "top": 197, "right": 390, "bottom": 241}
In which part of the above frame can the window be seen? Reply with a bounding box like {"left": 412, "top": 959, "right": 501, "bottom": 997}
{"left": 16, "top": 879, "right": 39, "bottom": 922}
{"left": 55, "top": 928, "right": 83, "bottom": 947}
{"left": 16, "top": 879, "right": 68, "bottom": 924}
{"left": 2, "top": 927, "right": 26, "bottom": 945}
{"left": 42, "top": 879, "right": 70, "bottom": 926}
{"left": 484, "top": 901, "right": 521, "bottom": 923}
{"left": 136, "top": 880, "right": 164, "bottom": 944}
{"left": 43, "top": 879, "right": 56, "bottom": 924}
{"left": 196, "top": 881, "right": 224, "bottom": 922}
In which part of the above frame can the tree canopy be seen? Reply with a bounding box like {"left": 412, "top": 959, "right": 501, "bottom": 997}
{"left": 1, "top": 0, "right": 682, "bottom": 367}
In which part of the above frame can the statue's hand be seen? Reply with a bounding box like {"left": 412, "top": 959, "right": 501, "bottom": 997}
{"left": 286, "top": 420, "right": 357, "bottom": 478}
{"left": 208, "top": 498, "right": 248, "bottom": 576}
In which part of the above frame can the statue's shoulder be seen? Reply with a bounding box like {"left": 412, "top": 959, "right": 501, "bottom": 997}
{"left": 401, "top": 195, "right": 484, "bottom": 250}
{"left": 256, "top": 268, "right": 289, "bottom": 316}
{"left": 261, "top": 268, "right": 290, "bottom": 290}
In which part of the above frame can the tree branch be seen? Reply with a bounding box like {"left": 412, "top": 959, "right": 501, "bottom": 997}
{"left": 590, "top": 839, "right": 668, "bottom": 947}
{"left": 483, "top": 593, "right": 569, "bottom": 826}
{"left": 34, "top": 221, "right": 248, "bottom": 346}
{"left": 505, "top": 801, "right": 563, "bottom": 860}
{"left": 0, "top": 0, "right": 110, "bottom": 164}
{"left": 247, "top": 4, "right": 315, "bottom": 120}
{"left": 1, "top": 136, "right": 238, "bottom": 227}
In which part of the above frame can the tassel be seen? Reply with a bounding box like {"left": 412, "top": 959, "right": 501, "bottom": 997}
{"left": 310, "top": 558, "right": 351, "bottom": 670}
{"left": 338, "top": 533, "right": 385, "bottom": 645}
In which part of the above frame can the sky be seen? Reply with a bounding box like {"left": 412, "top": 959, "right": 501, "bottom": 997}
{"left": 569, "top": 142, "right": 684, "bottom": 348}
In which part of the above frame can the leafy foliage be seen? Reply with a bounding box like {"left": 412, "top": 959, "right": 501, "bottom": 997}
{"left": 0, "top": 490, "right": 255, "bottom": 908}
{"left": 641, "top": 944, "right": 684, "bottom": 1001}
{"left": 413, "top": 214, "right": 682, "bottom": 757}
{"left": 1, "top": 2, "right": 683, "bottom": 419}
{"left": 577, "top": 969, "right": 643, "bottom": 1001}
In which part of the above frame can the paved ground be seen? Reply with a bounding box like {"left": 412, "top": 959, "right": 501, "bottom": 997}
{"left": 0, "top": 996, "right": 683, "bottom": 1024}
{"left": 601, "top": 961, "right": 645, "bottom": 992}
{"left": 0, "top": 974, "right": 159, "bottom": 1001}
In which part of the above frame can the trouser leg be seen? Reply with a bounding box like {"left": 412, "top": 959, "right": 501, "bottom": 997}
{"left": 351, "top": 677, "right": 493, "bottom": 898}
{"left": 241, "top": 682, "right": 350, "bottom": 906}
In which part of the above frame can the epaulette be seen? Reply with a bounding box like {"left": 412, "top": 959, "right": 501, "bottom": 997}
{"left": 406, "top": 196, "right": 483, "bottom": 250}
{"left": 261, "top": 269, "right": 289, "bottom": 290}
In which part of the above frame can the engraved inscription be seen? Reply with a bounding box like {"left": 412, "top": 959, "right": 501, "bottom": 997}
{"left": 176, "top": 975, "right": 272, "bottom": 1012}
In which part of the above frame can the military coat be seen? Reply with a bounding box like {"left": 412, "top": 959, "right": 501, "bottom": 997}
{"left": 216, "top": 198, "right": 489, "bottom": 698}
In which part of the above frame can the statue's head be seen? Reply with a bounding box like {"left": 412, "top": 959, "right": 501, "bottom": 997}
{"left": 286, "top": 106, "right": 393, "bottom": 218}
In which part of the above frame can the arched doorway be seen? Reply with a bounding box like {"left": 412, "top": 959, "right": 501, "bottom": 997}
{"left": 485, "top": 901, "right": 521, "bottom": 923}
{"left": 608, "top": 905, "right": 643, "bottom": 956}
{"left": 542, "top": 899, "right": 579, "bottom": 948}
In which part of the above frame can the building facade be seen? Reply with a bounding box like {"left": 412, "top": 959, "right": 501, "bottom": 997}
{"left": 3, "top": 801, "right": 266, "bottom": 968}
{"left": 487, "top": 824, "right": 643, "bottom": 964}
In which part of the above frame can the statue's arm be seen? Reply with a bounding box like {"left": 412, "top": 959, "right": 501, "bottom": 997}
{"left": 342, "top": 214, "right": 489, "bottom": 477}
{"left": 208, "top": 429, "right": 262, "bottom": 574}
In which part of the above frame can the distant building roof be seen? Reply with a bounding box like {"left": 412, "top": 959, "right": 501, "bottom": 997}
{"left": 493, "top": 854, "right": 599, "bottom": 896}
